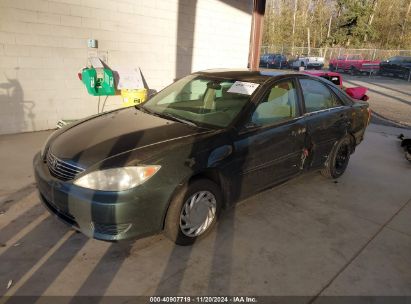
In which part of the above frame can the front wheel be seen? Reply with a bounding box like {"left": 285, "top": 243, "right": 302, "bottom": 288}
{"left": 321, "top": 136, "right": 352, "bottom": 179}
{"left": 164, "top": 179, "right": 222, "bottom": 245}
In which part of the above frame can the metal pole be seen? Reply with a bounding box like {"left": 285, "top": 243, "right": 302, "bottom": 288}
{"left": 249, "top": 0, "right": 266, "bottom": 70}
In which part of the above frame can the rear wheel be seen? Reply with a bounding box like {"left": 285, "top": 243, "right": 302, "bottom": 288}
{"left": 405, "top": 149, "right": 411, "bottom": 162}
{"left": 329, "top": 64, "right": 335, "bottom": 71}
{"left": 164, "top": 179, "right": 222, "bottom": 245}
{"left": 321, "top": 136, "right": 352, "bottom": 179}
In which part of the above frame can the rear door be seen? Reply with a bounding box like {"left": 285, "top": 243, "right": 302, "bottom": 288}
{"left": 298, "top": 77, "right": 350, "bottom": 169}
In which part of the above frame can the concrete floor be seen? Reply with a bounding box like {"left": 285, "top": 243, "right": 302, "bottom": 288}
{"left": 0, "top": 124, "right": 410, "bottom": 300}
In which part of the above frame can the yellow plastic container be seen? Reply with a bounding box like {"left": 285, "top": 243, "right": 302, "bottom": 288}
{"left": 121, "top": 89, "right": 148, "bottom": 107}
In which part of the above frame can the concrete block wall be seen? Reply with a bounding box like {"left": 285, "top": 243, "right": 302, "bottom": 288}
{"left": 0, "top": 0, "right": 253, "bottom": 135}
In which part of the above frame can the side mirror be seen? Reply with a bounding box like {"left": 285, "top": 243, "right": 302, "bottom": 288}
{"left": 243, "top": 121, "right": 260, "bottom": 129}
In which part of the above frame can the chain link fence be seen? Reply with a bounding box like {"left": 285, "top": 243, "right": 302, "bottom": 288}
{"left": 261, "top": 45, "right": 411, "bottom": 65}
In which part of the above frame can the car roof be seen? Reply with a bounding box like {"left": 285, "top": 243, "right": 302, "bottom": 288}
{"left": 195, "top": 68, "right": 300, "bottom": 84}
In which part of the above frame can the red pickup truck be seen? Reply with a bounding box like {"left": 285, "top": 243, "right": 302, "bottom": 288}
{"left": 329, "top": 54, "right": 380, "bottom": 75}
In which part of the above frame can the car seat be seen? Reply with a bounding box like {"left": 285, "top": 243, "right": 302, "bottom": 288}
{"left": 253, "top": 87, "right": 292, "bottom": 124}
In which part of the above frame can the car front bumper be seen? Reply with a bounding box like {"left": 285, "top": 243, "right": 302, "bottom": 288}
{"left": 33, "top": 152, "right": 173, "bottom": 241}
{"left": 307, "top": 63, "right": 324, "bottom": 68}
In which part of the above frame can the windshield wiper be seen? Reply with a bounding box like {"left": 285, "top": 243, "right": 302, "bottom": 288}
{"left": 135, "top": 105, "right": 198, "bottom": 127}
{"left": 157, "top": 112, "right": 198, "bottom": 127}
{"left": 135, "top": 104, "right": 151, "bottom": 113}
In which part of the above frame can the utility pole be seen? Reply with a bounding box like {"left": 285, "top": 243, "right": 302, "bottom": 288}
{"left": 307, "top": 27, "right": 311, "bottom": 55}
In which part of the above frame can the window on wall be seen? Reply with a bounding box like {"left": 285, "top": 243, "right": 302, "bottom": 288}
{"left": 299, "top": 79, "right": 342, "bottom": 113}
{"left": 252, "top": 80, "right": 298, "bottom": 125}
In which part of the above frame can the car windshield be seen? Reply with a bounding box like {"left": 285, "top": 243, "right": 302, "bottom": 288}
{"left": 141, "top": 75, "right": 253, "bottom": 128}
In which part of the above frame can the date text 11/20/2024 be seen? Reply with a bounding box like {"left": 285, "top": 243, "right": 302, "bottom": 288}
{"left": 149, "top": 296, "right": 258, "bottom": 303}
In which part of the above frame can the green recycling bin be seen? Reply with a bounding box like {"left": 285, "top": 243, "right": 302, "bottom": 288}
{"left": 81, "top": 67, "right": 115, "bottom": 96}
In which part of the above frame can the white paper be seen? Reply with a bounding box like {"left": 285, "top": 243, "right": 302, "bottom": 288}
{"left": 227, "top": 81, "right": 260, "bottom": 95}
{"left": 89, "top": 57, "right": 104, "bottom": 68}
{"left": 117, "top": 68, "right": 145, "bottom": 89}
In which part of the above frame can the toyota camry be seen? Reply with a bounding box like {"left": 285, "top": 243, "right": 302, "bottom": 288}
{"left": 34, "top": 69, "right": 370, "bottom": 245}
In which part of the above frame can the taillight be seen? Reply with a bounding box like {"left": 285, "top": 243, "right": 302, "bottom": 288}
{"left": 362, "top": 95, "right": 369, "bottom": 101}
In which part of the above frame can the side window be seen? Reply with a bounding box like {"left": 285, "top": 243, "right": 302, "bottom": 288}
{"left": 252, "top": 80, "right": 298, "bottom": 125}
{"left": 300, "top": 79, "right": 342, "bottom": 113}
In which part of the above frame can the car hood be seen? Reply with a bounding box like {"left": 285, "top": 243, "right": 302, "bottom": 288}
{"left": 50, "top": 107, "right": 210, "bottom": 168}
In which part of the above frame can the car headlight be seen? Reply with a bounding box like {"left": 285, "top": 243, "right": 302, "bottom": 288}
{"left": 73, "top": 166, "right": 161, "bottom": 191}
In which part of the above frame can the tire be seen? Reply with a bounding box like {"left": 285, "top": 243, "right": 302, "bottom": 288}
{"left": 329, "top": 64, "right": 335, "bottom": 71}
{"left": 321, "top": 136, "right": 352, "bottom": 179}
{"left": 164, "top": 178, "right": 222, "bottom": 246}
{"left": 349, "top": 66, "right": 357, "bottom": 76}
{"left": 405, "top": 150, "right": 411, "bottom": 163}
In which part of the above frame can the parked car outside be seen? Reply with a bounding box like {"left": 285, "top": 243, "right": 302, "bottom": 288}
{"left": 329, "top": 54, "right": 380, "bottom": 75}
{"left": 379, "top": 56, "right": 411, "bottom": 79}
{"left": 303, "top": 70, "right": 369, "bottom": 101}
{"left": 290, "top": 55, "right": 324, "bottom": 70}
{"left": 34, "top": 69, "right": 370, "bottom": 245}
{"left": 259, "top": 53, "right": 289, "bottom": 69}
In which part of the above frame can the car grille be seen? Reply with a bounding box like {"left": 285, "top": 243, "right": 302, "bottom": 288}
{"left": 46, "top": 151, "right": 85, "bottom": 181}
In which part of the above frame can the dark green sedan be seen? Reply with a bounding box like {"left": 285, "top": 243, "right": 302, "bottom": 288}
{"left": 34, "top": 69, "right": 370, "bottom": 245}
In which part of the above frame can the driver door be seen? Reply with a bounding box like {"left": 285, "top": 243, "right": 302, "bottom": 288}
{"left": 229, "top": 79, "right": 307, "bottom": 198}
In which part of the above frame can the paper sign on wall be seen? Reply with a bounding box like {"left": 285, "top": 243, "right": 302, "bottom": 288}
{"left": 227, "top": 81, "right": 260, "bottom": 95}
{"left": 117, "top": 68, "right": 145, "bottom": 89}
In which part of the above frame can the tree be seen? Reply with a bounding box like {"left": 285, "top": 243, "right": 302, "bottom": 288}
{"left": 262, "top": 0, "right": 411, "bottom": 49}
